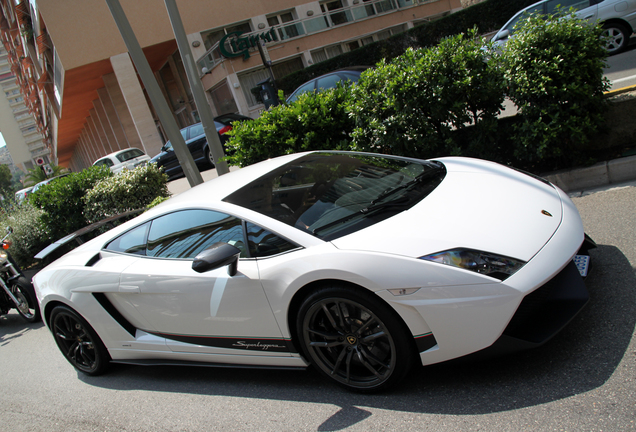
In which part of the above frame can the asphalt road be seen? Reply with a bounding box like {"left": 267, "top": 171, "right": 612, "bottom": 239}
{"left": 604, "top": 38, "right": 636, "bottom": 90}
{"left": 1, "top": 182, "right": 635, "bottom": 432}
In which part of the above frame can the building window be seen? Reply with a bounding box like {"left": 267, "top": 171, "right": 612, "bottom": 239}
{"left": 320, "top": 0, "right": 352, "bottom": 26}
{"left": 201, "top": 21, "right": 253, "bottom": 51}
{"left": 209, "top": 80, "right": 239, "bottom": 116}
{"left": 267, "top": 10, "right": 304, "bottom": 40}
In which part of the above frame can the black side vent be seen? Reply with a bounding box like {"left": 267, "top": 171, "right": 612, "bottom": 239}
{"left": 85, "top": 253, "right": 102, "bottom": 267}
{"left": 92, "top": 293, "right": 137, "bottom": 336}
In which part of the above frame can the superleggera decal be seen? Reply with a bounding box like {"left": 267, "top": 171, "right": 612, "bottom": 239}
{"left": 148, "top": 331, "right": 296, "bottom": 353}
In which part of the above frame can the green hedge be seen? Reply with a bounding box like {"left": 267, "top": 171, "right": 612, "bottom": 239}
{"left": 83, "top": 163, "right": 170, "bottom": 224}
{"left": 29, "top": 166, "right": 113, "bottom": 244}
{"left": 228, "top": 13, "right": 610, "bottom": 173}
{"left": 276, "top": 0, "right": 537, "bottom": 95}
{"left": 4, "top": 164, "right": 169, "bottom": 269}
{"left": 224, "top": 83, "right": 354, "bottom": 167}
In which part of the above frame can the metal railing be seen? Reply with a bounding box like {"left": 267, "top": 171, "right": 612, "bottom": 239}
{"left": 197, "top": 0, "right": 423, "bottom": 74}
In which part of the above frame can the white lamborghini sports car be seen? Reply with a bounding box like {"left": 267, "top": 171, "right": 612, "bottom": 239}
{"left": 33, "top": 151, "right": 594, "bottom": 392}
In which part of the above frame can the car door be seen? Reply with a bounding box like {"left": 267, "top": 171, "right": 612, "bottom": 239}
{"left": 161, "top": 127, "right": 190, "bottom": 177}
{"left": 184, "top": 122, "right": 207, "bottom": 164}
{"left": 110, "top": 209, "right": 291, "bottom": 356}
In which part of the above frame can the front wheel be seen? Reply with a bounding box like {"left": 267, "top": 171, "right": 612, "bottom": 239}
{"left": 12, "top": 277, "right": 40, "bottom": 323}
{"left": 50, "top": 305, "right": 111, "bottom": 375}
{"left": 297, "top": 285, "right": 415, "bottom": 392}
{"left": 602, "top": 23, "right": 630, "bottom": 55}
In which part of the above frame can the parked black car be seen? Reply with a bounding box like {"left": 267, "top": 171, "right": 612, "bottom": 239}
{"left": 150, "top": 114, "right": 251, "bottom": 180}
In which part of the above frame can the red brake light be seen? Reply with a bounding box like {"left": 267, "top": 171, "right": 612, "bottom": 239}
{"left": 218, "top": 125, "right": 232, "bottom": 135}
{"left": 3, "top": 241, "right": 11, "bottom": 250}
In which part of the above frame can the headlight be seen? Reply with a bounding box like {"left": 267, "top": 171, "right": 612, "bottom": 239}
{"left": 0, "top": 250, "right": 7, "bottom": 265}
{"left": 420, "top": 248, "right": 525, "bottom": 281}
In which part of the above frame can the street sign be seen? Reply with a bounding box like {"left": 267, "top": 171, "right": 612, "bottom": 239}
{"left": 43, "top": 164, "right": 54, "bottom": 175}
{"left": 35, "top": 157, "right": 45, "bottom": 166}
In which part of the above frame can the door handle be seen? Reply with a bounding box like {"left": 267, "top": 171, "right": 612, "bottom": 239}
{"left": 119, "top": 285, "right": 140, "bottom": 293}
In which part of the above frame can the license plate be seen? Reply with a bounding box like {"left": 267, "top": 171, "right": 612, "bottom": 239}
{"left": 573, "top": 255, "right": 590, "bottom": 277}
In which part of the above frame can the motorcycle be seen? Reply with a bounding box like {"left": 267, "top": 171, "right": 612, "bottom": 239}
{"left": 0, "top": 227, "right": 40, "bottom": 322}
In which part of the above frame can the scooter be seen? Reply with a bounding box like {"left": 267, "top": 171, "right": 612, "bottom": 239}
{"left": 0, "top": 227, "right": 40, "bottom": 322}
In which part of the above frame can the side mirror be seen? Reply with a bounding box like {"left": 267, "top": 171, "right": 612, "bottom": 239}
{"left": 494, "top": 29, "right": 509, "bottom": 42}
{"left": 192, "top": 242, "right": 241, "bottom": 276}
{"left": 6, "top": 226, "right": 13, "bottom": 234}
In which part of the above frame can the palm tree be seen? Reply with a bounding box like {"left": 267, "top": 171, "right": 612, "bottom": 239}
{"left": 24, "top": 165, "right": 68, "bottom": 186}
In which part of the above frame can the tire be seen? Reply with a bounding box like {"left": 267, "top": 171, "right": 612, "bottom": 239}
{"left": 296, "top": 285, "right": 415, "bottom": 392}
{"left": 205, "top": 147, "right": 215, "bottom": 168}
{"left": 602, "top": 23, "right": 630, "bottom": 55}
{"left": 50, "top": 305, "right": 111, "bottom": 375}
{"left": 12, "top": 276, "right": 40, "bottom": 323}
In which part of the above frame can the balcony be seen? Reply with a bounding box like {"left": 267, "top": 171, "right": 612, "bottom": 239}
{"left": 197, "top": 0, "right": 421, "bottom": 74}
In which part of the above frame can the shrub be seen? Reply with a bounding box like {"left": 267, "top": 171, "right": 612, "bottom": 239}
{"left": 499, "top": 10, "right": 611, "bottom": 167}
{"left": 0, "top": 201, "right": 49, "bottom": 269}
{"left": 347, "top": 30, "right": 505, "bottom": 160}
{"left": 224, "top": 83, "right": 354, "bottom": 167}
{"left": 83, "top": 163, "right": 170, "bottom": 223}
{"left": 29, "top": 166, "right": 113, "bottom": 243}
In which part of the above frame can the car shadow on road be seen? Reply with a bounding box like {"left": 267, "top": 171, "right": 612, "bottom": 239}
{"left": 76, "top": 244, "right": 635, "bottom": 430}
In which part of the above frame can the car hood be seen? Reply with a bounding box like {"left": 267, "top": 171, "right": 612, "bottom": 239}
{"left": 331, "top": 157, "right": 564, "bottom": 262}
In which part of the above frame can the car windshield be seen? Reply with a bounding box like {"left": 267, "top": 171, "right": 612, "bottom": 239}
{"left": 116, "top": 148, "right": 145, "bottom": 162}
{"left": 223, "top": 152, "right": 446, "bottom": 240}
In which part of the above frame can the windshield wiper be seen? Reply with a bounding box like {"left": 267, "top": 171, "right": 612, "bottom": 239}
{"left": 311, "top": 196, "right": 410, "bottom": 235}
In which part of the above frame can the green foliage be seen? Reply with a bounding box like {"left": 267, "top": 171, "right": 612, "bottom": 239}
{"left": 347, "top": 30, "right": 505, "bottom": 160}
{"left": 499, "top": 10, "right": 610, "bottom": 166}
{"left": 146, "top": 195, "right": 170, "bottom": 210}
{"left": 0, "top": 201, "right": 48, "bottom": 269}
{"left": 224, "top": 84, "right": 354, "bottom": 167}
{"left": 29, "top": 166, "right": 113, "bottom": 243}
{"left": 0, "top": 165, "right": 12, "bottom": 198}
{"left": 83, "top": 163, "right": 170, "bottom": 224}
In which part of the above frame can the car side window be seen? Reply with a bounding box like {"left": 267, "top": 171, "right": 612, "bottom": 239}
{"left": 188, "top": 123, "right": 204, "bottom": 140}
{"left": 316, "top": 74, "right": 342, "bottom": 90}
{"left": 246, "top": 222, "right": 298, "bottom": 257}
{"left": 105, "top": 222, "right": 150, "bottom": 255}
{"left": 95, "top": 158, "right": 114, "bottom": 168}
{"left": 146, "top": 209, "right": 245, "bottom": 259}
{"left": 546, "top": 0, "right": 591, "bottom": 13}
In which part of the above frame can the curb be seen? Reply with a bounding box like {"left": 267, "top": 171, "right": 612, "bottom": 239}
{"left": 544, "top": 154, "right": 636, "bottom": 194}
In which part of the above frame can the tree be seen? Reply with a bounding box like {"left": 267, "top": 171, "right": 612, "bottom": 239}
{"left": 24, "top": 164, "right": 68, "bottom": 186}
{"left": 0, "top": 164, "right": 12, "bottom": 197}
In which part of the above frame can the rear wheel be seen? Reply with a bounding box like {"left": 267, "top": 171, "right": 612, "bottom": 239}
{"left": 12, "top": 277, "right": 40, "bottom": 323}
{"left": 297, "top": 285, "right": 415, "bottom": 392}
{"left": 602, "top": 23, "right": 630, "bottom": 55}
{"left": 206, "top": 147, "right": 216, "bottom": 168}
{"left": 50, "top": 305, "right": 110, "bottom": 375}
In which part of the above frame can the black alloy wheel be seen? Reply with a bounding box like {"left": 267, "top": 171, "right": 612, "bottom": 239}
{"left": 12, "top": 277, "right": 40, "bottom": 323}
{"left": 297, "top": 286, "right": 414, "bottom": 392}
{"left": 50, "top": 305, "right": 110, "bottom": 375}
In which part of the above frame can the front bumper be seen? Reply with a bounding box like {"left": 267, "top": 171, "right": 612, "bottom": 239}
{"left": 474, "top": 260, "right": 589, "bottom": 358}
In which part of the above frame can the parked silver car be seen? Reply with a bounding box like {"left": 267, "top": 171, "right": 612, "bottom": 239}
{"left": 491, "top": 0, "right": 636, "bottom": 55}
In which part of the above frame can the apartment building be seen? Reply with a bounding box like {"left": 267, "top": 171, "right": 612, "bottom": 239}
{"left": 0, "top": 43, "right": 48, "bottom": 173}
{"left": 0, "top": 0, "right": 461, "bottom": 172}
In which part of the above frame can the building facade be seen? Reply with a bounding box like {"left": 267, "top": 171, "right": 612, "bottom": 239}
{"left": 0, "top": 43, "right": 49, "bottom": 173}
{"left": 0, "top": 0, "right": 462, "bottom": 173}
